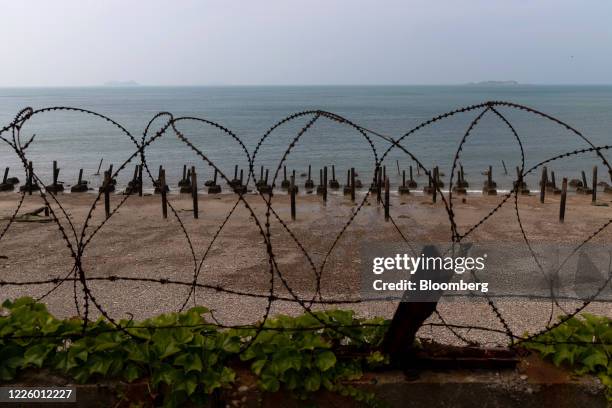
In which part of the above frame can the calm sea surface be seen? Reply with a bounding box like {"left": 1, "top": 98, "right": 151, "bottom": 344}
{"left": 0, "top": 85, "right": 611, "bottom": 192}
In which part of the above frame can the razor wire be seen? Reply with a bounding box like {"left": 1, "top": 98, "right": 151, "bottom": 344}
{"left": 0, "top": 101, "right": 611, "bottom": 352}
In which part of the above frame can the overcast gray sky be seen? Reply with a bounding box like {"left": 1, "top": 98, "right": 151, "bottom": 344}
{"left": 2, "top": 0, "right": 611, "bottom": 86}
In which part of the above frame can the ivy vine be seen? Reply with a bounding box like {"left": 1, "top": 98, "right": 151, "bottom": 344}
{"left": 523, "top": 313, "right": 612, "bottom": 400}
{"left": 0, "top": 297, "right": 388, "bottom": 407}
{"left": 3, "top": 297, "right": 609, "bottom": 406}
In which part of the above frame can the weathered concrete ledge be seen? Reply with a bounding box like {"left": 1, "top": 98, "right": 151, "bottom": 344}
{"left": 228, "top": 355, "right": 606, "bottom": 408}
{"left": 3, "top": 355, "right": 606, "bottom": 407}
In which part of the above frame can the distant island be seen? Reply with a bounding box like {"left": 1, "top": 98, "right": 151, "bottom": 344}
{"left": 103, "top": 80, "right": 140, "bottom": 87}
{"left": 466, "top": 80, "right": 520, "bottom": 86}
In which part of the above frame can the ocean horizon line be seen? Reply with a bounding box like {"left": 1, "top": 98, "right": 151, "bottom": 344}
{"left": 2, "top": 83, "right": 612, "bottom": 89}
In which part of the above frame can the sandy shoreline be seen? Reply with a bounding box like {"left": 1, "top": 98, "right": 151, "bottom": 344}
{"left": 1, "top": 190, "right": 611, "bottom": 346}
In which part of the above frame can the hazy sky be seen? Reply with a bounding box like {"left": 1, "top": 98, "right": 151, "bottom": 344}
{"left": 2, "top": 0, "right": 611, "bottom": 86}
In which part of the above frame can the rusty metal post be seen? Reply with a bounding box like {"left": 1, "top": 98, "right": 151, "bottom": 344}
{"left": 377, "top": 166, "right": 382, "bottom": 204}
{"left": 592, "top": 166, "right": 598, "bottom": 203}
{"left": 550, "top": 171, "right": 556, "bottom": 190}
{"left": 138, "top": 165, "right": 143, "bottom": 197}
{"left": 560, "top": 177, "right": 567, "bottom": 223}
{"left": 52, "top": 161, "right": 58, "bottom": 185}
{"left": 160, "top": 168, "right": 168, "bottom": 219}
{"left": 432, "top": 167, "right": 438, "bottom": 203}
{"left": 323, "top": 166, "right": 328, "bottom": 202}
{"left": 290, "top": 174, "right": 296, "bottom": 220}
{"left": 305, "top": 165, "right": 314, "bottom": 189}
{"left": 27, "top": 161, "right": 34, "bottom": 195}
{"left": 103, "top": 171, "right": 110, "bottom": 219}
{"left": 350, "top": 167, "right": 355, "bottom": 202}
{"left": 191, "top": 166, "right": 198, "bottom": 219}
{"left": 540, "top": 167, "right": 547, "bottom": 203}
{"left": 319, "top": 168, "right": 323, "bottom": 193}
{"left": 384, "top": 176, "right": 390, "bottom": 221}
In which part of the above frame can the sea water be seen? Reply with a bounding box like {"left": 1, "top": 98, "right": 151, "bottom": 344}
{"left": 0, "top": 85, "right": 610, "bottom": 192}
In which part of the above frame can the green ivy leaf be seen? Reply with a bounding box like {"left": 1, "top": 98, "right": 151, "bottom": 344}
{"left": 72, "top": 367, "right": 91, "bottom": 383}
{"left": 322, "top": 376, "right": 335, "bottom": 391}
{"left": 304, "top": 371, "right": 321, "bottom": 392}
{"left": 200, "top": 369, "right": 224, "bottom": 393}
{"left": 315, "top": 351, "right": 336, "bottom": 372}
{"left": 251, "top": 359, "right": 266, "bottom": 375}
{"left": 179, "top": 307, "right": 208, "bottom": 326}
{"left": 259, "top": 374, "right": 280, "bottom": 392}
{"left": 240, "top": 345, "right": 258, "bottom": 361}
{"left": 219, "top": 366, "right": 235, "bottom": 384}
{"left": 269, "top": 349, "right": 301, "bottom": 375}
{"left": 366, "top": 351, "right": 385, "bottom": 365}
{"left": 300, "top": 333, "right": 330, "bottom": 350}
{"left": 152, "top": 364, "right": 180, "bottom": 387}
{"left": 123, "top": 363, "right": 141, "bottom": 382}
{"left": 152, "top": 331, "right": 181, "bottom": 360}
{"left": 206, "top": 352, "right": 218, "bottom": 366}
{"left": 126, "top": 327, "right": 151, "bottom": 340}
{"left": 582, "top": 350, "right": 608, "bottom": 371}
{"left": 0, "top": 354, "right": 23, "bottom": 381}
{"left": 88, "top": 355, "right": 114, "bottom": 376}
{"left": 282, "top": 369, "right": 300, "bottom": 390}
{"left": 221, "top": 335, "right": 241, "bottom": 353}
{"left": 174, "top": 353, "right": 202, "bottom": 373}
{"left": 126, "top": 342, "right": 149, "bottom": 363}
{"left": 172, "top": 328, "right": 194, "bottom": 345}
{"left": 41, "top": 319, "right": 62, "bottom": 334}
{"left": 0, "top": 365, "right": 16, "bottom": 381}
{"left": 174, "top": 372, "right": 199, "bottom": 396}
{"left": 551, "top": 344, "right": 575, "bottom": 366}
{"left": 23, "top": 344, "right": 52, "bottom": 368}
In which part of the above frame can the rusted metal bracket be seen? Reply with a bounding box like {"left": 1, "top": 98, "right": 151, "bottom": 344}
{"left": 380, "top": 243, "right": 518, "bottom": 370}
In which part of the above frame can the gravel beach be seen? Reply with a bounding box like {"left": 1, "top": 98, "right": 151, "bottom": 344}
{"left": 1, "top": 189, "right": 611, "bottom": 346}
